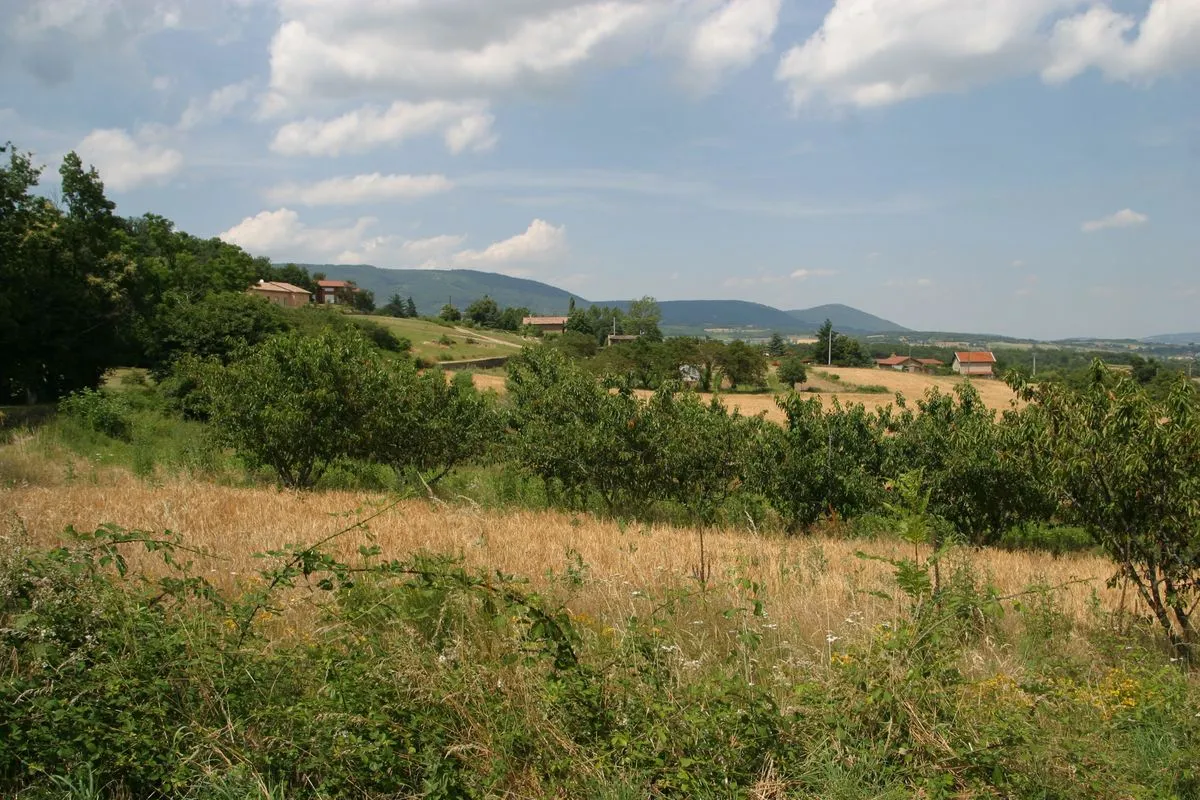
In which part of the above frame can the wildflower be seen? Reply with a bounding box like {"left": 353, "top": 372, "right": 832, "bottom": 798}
{"left": 825, "top": 631, "right": 840, "bottom": 645}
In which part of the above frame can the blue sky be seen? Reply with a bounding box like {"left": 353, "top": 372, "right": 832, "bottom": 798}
{"left": 2, "top": 0, "right": 1198, "bottom": 339}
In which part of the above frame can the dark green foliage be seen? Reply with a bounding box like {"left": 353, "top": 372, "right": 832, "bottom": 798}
{"left": 349, "top": 287, "right": 376, "bottom": 313}
{"left": 439, "top": 303, "right": 462, "bottom": 322}
{"left": 1013, "top": 363, "right": 1200, "bottom": 656}
{"left": 716, "top": 340, "right": 768, "bottom": 389}
{"left": 759, "top": 395, "right": 888, "bottom": 529}
{"left": 203, "top": 329, "right": 493, "bottom": 488}
{"left": 145, "top": 291, "right": 288, "bottom": 378}
{"left": 777, "top": 355, "right": 808, "bottom": 387}
{"left": 814, "top": 318, "right": 872, "bottom": 367}
{"left": 58, "top": 388, "right": 134, "bottom": 441}
{"left": 883, "top": 384, "right": 1055, "bottom": 545}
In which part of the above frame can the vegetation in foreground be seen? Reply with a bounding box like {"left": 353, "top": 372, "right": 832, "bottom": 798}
{"left": 2, "top": 502, "right": 1199, "bottom": 799}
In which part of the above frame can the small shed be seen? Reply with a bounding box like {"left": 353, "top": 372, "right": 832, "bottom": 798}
{"left": 247, "top": 279, "right": 311, "bottom": 308}
{"left": 607, "top": 334, "right": 639, "bottom": 346}
{"left": 952, "top": 351, "right": 997, "bottom": 377}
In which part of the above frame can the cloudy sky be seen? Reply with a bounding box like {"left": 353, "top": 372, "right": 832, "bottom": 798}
{"left": 3, "top": 0, "right": 1198, "bottom": 338}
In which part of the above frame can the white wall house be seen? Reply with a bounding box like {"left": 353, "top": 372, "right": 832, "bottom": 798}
{"left": 952, "top": 351, "right": 997, "bottom": 377}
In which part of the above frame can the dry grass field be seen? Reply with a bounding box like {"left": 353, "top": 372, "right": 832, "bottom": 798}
{"left": 3, "top": 476, "right": 1122, "bottom": 658}
{"left": 471, "top": 367, "right": 1019, "bottom": 424}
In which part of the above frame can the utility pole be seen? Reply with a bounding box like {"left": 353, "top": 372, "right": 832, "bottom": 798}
{"left": 1032, "top": 346, "right": 1037, "bottom": 378}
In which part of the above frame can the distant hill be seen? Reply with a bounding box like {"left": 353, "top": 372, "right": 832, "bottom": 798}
{"left": 306, "top": 263, "right": 906, "bottom": 335}
{"left": 596, "top": 299, "right": 805, "bottom": 332}
{"left": 1143, "top": 333, "right": 1200, "bottom": 346}
{"left": 786, "top": 304, "right": 909, "bottom": 334}
{"left": 308, "top": 265, "right": 579, "bottom": 316}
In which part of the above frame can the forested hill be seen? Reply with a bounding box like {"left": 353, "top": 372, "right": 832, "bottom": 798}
{"left": 310, "top": 264, "right": 906, "bottom": 334}
{"left": 787, "top": 303, "right": 909, "bottom": 334}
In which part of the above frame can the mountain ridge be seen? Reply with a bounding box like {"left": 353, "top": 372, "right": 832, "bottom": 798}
{"left": 308, "top": 263, "right": 910, "bottom": 334}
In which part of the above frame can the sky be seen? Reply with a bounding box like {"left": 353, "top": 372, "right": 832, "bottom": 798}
{"left": 2, "top": 0, "right": 1198, "bottom": 339}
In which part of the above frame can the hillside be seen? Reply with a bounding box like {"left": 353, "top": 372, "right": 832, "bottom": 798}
{"left": 1144, "top": 332, "right": 1200, "bottom": 346}
{"left": 308, "top": 264, "right": 906, "bottom": 335}
{"left": 787, "top": 303, "right": 909, "bottom": 334}
{"left": 309, "top": 265, "right": 579, "bottom": 316}
{"left": 597, "top": 299, "right": 806, "bottom": 332}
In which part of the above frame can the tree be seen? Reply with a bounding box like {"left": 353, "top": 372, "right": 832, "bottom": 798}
{"left": 626, "top": 296, "right": 662, "bottom": 341}
{"left": 496, "top": 305, "right": 530, "bottom": 331}
{"left": 439, "top": 303, "right": 462, "bottom": 322}
{"left": 350, "top": 288, "right": 376, "bottom": 313}
{"left": 814, "top": 319, "right": 870, "bottom": 367}
{"left": 380, "top": 294, "right": 408, "bottom": 317}
{"left": 765, "top": 333, "right": 787, "bottom": 357}
{"left": 1012, "top": 364, "right": 1200, "bottom": 657}
{"left": 405, "top": 297, "right": 418, "bottom": 318}
{"left": 205, "top": 330, "right": 396, "bottom": 488}
{"left": 716, "top": 340, "right": 767, "bottom": 389}
{"left": 777, "top": 356, "right": 808, "bottom": 388}
{"left": 465, "top": 296, "right": 501, "bottom": 327}
{"left": 145, "top": 291, "right": 288, "bottom": 379}
{"left": 0, "top": 146, "right": 133, "bottom": 403}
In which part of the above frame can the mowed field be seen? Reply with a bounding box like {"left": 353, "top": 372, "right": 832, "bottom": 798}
{"left": 3, "top": 476, "right": 1120, "bottom": 654}
{"left": 470, "top": 367, "right": 1020, "bottom": 424}
{"left": 365, "top": 316, "right": 526, "bottom": 362}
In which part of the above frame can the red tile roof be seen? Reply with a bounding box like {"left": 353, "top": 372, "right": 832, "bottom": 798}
{"left": 522, "top": 316, "right": 569, "bottom": 325}
{"left": 875, "top": 354, "right": 915, "bottom": 366}
{"left": 916, "top": 358, "right": 944, "bottom": 366}
{"left": 317, "top": 280, "right": 354, "bottom": 288}
{"left": 954, "top": 351, "right": 996, "bottom": 364}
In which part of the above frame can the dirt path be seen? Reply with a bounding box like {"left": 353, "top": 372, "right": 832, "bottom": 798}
{"left": 452, "top": 328, "right": 523, "bottom": 349}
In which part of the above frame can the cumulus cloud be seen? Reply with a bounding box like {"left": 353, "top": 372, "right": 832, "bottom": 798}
{"left": 178, "top": 81, "right": 253, "bottom": 130}
{"left": 75, "top": 127, "right": 183, "bottom": 191}
{"left": 219, "top": 209, "right": 565, "bottom": 274}
{"left": 270, "top": 100, "right": 496, "bottom": 156}
{"left": 776, "top": 0, "right": 1200, "bottom": 109}
{"left": 265, "top": 173, "right": 454, "bottom": 206}
{"left": 264, "top": 0, "right": 778, "bottom": 110}
{"left": 452, "top": 219, "right": 568, "bottom": 273}
{"left": 681, "top": 0, "right": 781, "bottom": 90}
{"left": 1082, "top": 208, "right": 1149, "bottom": 232}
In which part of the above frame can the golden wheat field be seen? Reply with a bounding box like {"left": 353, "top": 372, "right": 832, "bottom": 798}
{"left": 3, "top": 476, "right": 1123, "bottom": 657}
{"left": 470, "top": 367, "right": 1019, "bottom": 423}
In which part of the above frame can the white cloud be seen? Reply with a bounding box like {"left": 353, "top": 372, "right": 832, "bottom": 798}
{"left": 264, "top": 0, "right": 777, "bottom": 110}
{"left": 1082, "top": 208, "right": 1149, "bottom": 232}
{"left": 1011, "top": 259, "right": 1026, "bottom": 268}
{"left": 270, "top": 99, "right": 495, "bottom": 156}
{"left": 219, "top": 208, "right": 377, "bottom": 260}
{"left": 682, "top": 0, "right": 782, "bottom": 90}
{"left": 791, "top": 268, "right": 837, "bottom": 280}
{"left": 219, "top": 209, "right": 563, "bottom": 274}
{"left": 265, "top": 173, "right": 454, "bottom": 206}
{"left": 776, "top": 0, "right": 1200, "bottom": 110}
{"left": 75, "top": 127, "right": 183, "bottom": 191}
{"left": 444, "top": 111, "right": 498, "bottom": 154}
{"left": 178, "top": 81, "right": 253, "bottom": 130}
{"left": 916, "top": 277, "right": 933, "bottom": 287}
{"left": 452, "top": 219, "right": 567, "bottom": 273}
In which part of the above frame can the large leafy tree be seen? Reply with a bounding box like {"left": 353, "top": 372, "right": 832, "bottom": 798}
{"left": 716, "top": 340, "right": 768, "bottom": 389}
{"left": 0, "top": 146, "right": 135, "bottom": 403}
{"left": 1012, "top": 364, "right": 1200, "bottom": 657}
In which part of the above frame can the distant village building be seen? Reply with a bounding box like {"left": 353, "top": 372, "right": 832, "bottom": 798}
{"left": 606, "top": 334, "right": 639, "bottom": 346}
{"left": 315, "top": 280, "right": 357, "bottom": 305}
{"left": 875, "top": 354, "right": 944, "bottom": 374}
{"left": 522, "top": 315, "right": 569, "bottom": 335}
{"left": 247, "top": 279, "right": 311, "bottom": 308}
{"left": 952, "top": 351, "right": 997, "bottom": 377}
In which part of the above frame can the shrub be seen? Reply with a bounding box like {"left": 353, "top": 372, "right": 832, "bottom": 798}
{"left": 777, "top": 356, "right": 808, "bottom": 387}
{"left": 57, "top": 389, "right": 133, "bottom": 441}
